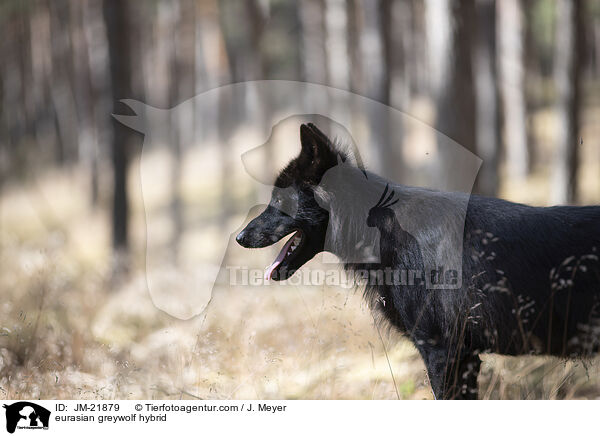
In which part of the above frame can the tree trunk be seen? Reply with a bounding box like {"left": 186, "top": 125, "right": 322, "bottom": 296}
{"left": 299, "top": 0, "right": 328, "bottom": 85}
{"left": 71, "top": 1, "right": 100, "bottom": 206}
{"left": 103, "top": 0, "right": 133, "bottom": 263}
{"left": 498, "top": 0, "right": 528, "bottom": 180}
{"left": 434, "top": 0, "right": 477, "bottom": 189}
{"left": 356, "top": 0, "right": 399, "bottom": 178}
{"left": 473, "top": 0, "right": 500, "bottom": 196}
{"left": 48, "top": 0, "right": 79, "bottom": 165}
{"left": 552, "top": 0, "right": 585, "bottom": 204}
{"left": 161, "top": 0, "right": 184, "bottom": 260}
{"left": 425, "top": 0, "right": 451, "bottom": 99}
{"left": 83, "top": 0, "right": 111, "bottom": 207}
{"left": 409, "top": 0, "right": 428, "bottom": 98}
{"left": 346, "top": 0, "right": 363, "bottom": 95}
{"left": 325, "top": 0, "right": 349, "bottom": 90}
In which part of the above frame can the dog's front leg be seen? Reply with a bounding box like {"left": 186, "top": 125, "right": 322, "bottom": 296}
{"left": 418, "top": 346, "right": 481, "bottom": 399}
{"left": 452, "top": 354, "right": 481, "bottom": 399}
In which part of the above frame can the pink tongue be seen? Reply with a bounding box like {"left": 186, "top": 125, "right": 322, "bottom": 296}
{"left": 264, "top": 231, "right": 298, "bottom": 280}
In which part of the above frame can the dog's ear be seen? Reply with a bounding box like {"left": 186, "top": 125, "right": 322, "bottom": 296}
{"left": 300, "top": 123, "right": 333, "bottom": 161}
{"left": 297, "top": 123, "right": 339, "bottom": 184}
{"left": 299, "top": 123, "right": 318, "bottom": 159}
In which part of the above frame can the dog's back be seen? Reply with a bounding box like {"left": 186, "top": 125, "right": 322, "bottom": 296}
{"left": 461, "top": 195, "right": 600, "bottom": 357}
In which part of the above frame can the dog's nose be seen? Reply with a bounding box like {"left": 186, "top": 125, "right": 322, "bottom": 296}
{"left": 235, "top": 230, "right": 246, "bottom": 245}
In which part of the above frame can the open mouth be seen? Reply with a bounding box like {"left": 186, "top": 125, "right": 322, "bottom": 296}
{"left": 264, "top": 230, "right": 304, "bottom": 280}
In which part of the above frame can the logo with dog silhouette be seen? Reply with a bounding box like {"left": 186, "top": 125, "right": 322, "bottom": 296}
{"left": 3, "top": 402, "right": 50, "bottom": 433}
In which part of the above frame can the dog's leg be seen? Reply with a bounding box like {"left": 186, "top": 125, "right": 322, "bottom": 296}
{"left": 418, "top": 346, "right": 450, "bottom": 399}
{"left": 419, "top": 346, "right": 481, "bottom": 399}
{"left": 453, "top": 353, "right": 481, "bottom": 399}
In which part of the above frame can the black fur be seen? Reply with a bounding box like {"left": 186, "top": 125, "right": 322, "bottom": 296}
{"left": 237, "top": 123, "right": 600, "bottom": 399}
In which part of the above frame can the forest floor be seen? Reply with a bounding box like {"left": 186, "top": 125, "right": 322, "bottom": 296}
{"left": 1, "top": 105, "right": 600, "bottom": 400}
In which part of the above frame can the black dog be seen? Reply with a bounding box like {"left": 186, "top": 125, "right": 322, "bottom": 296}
{"left": 236, "top": 123, "right": 600, "bottom": 399}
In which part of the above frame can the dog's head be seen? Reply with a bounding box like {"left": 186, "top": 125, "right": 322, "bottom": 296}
{"left": 236, "top": 123, "right": 341, "bottom": 280}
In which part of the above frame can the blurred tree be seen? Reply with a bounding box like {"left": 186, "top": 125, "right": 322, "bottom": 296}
{"left": 325, "top": 0, "right": 349, "bottom": 90}
{"left": 408, "top": 0, "right": 428, "bottom": 98}
{"left": 217, "top": 0, "right": 241, "bottom": 230}
{"left": 381, "top": 0, "right": 408, "bottom": 176}
{"left": 523, "top": 0, "right": 538, "bottom": 172}
{"left": 298, "top": 0, "right": 330, "bottom": 131}
{"left": 166, "top": 0, "right": 184, "bottom": 259}
{"left": 591, "top": 2, "right": 600, "bottom": 78}
{"left": 83, "top": 0, "right": 112, "bottom": 206}
{"left": 165, "top": 0, "right": 197, "bottom": 259}
{"left": 498, "top": 0, "right": 529, "bottom": 180}
{"left": 16, "top": 6, "right": 35, "bottom": 165}
{"left": 433, "top": 0, "right": 477, "bottom": 186}
{"left": 2, "top": 7, "right": 26, "bottom": 174}
{"left": 552, "top": 0, "right": 585, "bottom": 204}
{"left": 244, "top": 0, "right": 270, "bottom": 133}
{"left": 48, "top": 1, "right": 78, "bottom": 165}
{"left": 346, "top": 0, "right": 363, "bottom": 94}
{"left": 425, "top": 0, "right": 451, "bottom": 101}
{"left": 245, "top": 0, "right": 269, "bottom": 80}
{"left": 103, "top": 0, "right": 134, "bottom": 270}
{"left": 473, "top": 0, "right": 500, "bottom": 196}
{"left": 71, "top": 1, "right": 100, "bottom": 206}
{"left": 356, "top": 0, "right": 403, "bottom": 178}
{"left": 299, "top": 0, "right": 328, "bottom": 86}
{"left": 29, "top": 3, "right": 60, "bottom": 171}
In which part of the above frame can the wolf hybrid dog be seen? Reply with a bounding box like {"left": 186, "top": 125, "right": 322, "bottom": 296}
{"left": 236, "top": 123, "right": 600, "bottom": 399}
